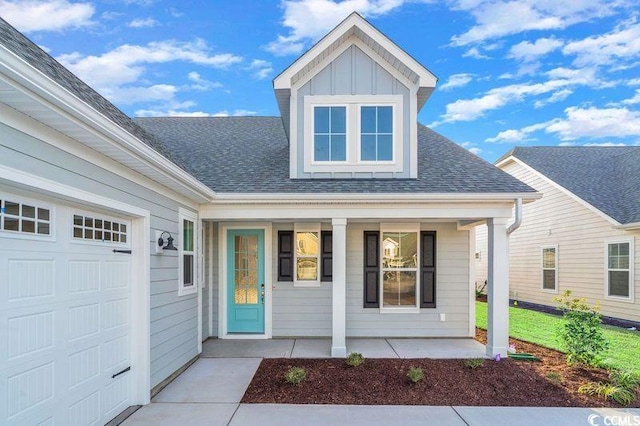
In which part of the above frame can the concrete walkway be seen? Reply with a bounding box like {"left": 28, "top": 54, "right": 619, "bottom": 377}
{"left": 121, "top": 357, "right": 640, "bottom": 426}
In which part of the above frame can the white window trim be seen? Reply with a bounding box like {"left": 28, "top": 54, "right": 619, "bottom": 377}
{"left": 294, "top": 222, "right": 321, "bottom": 287}
{"left": 179, "top": 208, "right": 198, "bottom": 296}
{"left": 604, "top": 238, "right": 634, "bottom": 303}
{"left": 0, "top": 192, "right": 55, "bottom": 241}
{"left": 541, "top": 244, "right": 558, "bottom": 293}
{"left": 379, "top": 223, "right": 420, "bottom": 314}
{"left": 303, "top": 95, "right": 403, "bottom": 174}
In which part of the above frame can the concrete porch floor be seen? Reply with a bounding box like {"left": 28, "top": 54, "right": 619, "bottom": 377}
{"left": 201, "top": 337, "right": 486, "bottom": 359}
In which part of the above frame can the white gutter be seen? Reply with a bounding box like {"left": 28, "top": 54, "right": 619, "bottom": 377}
{"left": 507, "top": 198, "right": 523, "bottom": 235}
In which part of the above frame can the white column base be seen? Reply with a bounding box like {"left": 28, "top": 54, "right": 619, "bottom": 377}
{"left": 331, "top": 346, "right": 347, "bottom": 358}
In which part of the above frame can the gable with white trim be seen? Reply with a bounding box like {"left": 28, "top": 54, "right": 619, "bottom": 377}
{"left": 273, "top": 13, "right": 437, "bottom": 179}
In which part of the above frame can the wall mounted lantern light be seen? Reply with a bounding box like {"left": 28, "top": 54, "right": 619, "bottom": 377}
{"left": 156, "top": 231, "right": 177, "bottom": 253}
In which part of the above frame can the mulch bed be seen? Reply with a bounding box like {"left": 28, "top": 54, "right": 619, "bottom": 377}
{"left": 241, "top": 329, "right": 640, "bottom": 407}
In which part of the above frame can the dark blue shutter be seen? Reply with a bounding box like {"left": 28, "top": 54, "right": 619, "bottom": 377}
{"left": 363, "top": 231, "right": 380, "bottom": 308}
{"left": 321, "top": 231, "right": 332, "bottom": 282}
{"left": 278, "top": 231, "right": 293, "bottom": 282}
{"left": 420, "top": 231, "right": 436, "bottom": 308}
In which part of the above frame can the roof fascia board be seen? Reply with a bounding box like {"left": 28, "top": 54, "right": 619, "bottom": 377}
{"left": 211, "top": 192, "right": 541, "bottom": 204}
{"left": 0, "top": 45, "right": 215, "bottom": 203}
{"left": 615, "top": 222, "right": 640, "bottom": 230}
{"left": 274, "top": 13, "right": 435, "bottom": 90}
{"left": 497, "top": 156, "right": 621, "bottom": 227}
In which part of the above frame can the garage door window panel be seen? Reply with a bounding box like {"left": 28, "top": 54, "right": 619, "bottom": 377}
{"left": 0, "top": 196, "right": 52, "bottom": 237}
{"left": 72, "top": 213, "right": 128, "bottom": 245}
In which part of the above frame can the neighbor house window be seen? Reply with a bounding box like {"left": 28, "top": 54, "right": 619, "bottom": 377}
{"left": 1, "top": 197, "right": 51, "bottom": 236}
{"left": 313, "top": 106, "right": 346, "bottom": 161}
{"left": 541, "top": 245, "right": 557, "bottom": 291}
{"left": 606, "top": 240, "right": 633, "bottom": 299}
{"left": 179, "top": 209, "right": 198, "bottom": 296}
{"left": 360, "top": 106, "right": 393, "bottom": 161}
{"left": 381, "top": 225, "right": 419, "bottom": 309}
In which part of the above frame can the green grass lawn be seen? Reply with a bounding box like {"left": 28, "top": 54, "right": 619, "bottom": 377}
{"left": 476, "top": 301, "right": 640, "bottom": 374}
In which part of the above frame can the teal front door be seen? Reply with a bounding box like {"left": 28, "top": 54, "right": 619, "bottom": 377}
{"left": 227, "top": 229, "right": 265, "bottom": 333}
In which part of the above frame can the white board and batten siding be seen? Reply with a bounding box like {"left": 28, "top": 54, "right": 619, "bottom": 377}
{"left": 0, "top": 120, "right": 201, "bottom": 423}
{"left": 270, "top": 222, "right": 471, "bottom": 337}
{"left": 476, "top": 161, "right": 640, "bottom": 323}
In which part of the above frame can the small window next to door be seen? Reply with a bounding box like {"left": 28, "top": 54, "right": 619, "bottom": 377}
{"left": 541, "top": 245, "right": 558, "bottom": 292}
{"left": 179, "top": 209, "right": 198, "bottom": 296}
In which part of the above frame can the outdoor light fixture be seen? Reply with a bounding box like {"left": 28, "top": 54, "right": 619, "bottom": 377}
{"left": 157, "top": 231, "right": 177, "bottom": 252}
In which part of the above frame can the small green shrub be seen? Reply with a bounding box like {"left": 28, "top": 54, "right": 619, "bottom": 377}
{"left": 609, "top": 370, "right": 640, "bottom": 390}
{"left": 554, "top": 290, "right": 609, "bottom": 367}
{"left": 284, "top": 367, "right": 307, "bottom": 385}
{"left": 346, "top": 352, "right": 365, "bottom": 367}
{"left": 407, "top": 367, "right": 425, "bottom": 383}
{"left": 546, "top": 372, "right": 563, "bottom": 386}
{"left": 578, "top": 382, "right": 635, "bottom": 406}
{"left": 464, "top": 358, "right": 485, "bottom": 369}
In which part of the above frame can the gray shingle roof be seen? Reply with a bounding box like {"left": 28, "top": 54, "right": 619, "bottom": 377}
{"left": 507, "top": 147, "right": 640, "bottom": 224}
{"left": 134, "top": 116, "right": 535, "bottom": 195}
{"left": 0, "top": 17, "right": 185, "bottom": 169}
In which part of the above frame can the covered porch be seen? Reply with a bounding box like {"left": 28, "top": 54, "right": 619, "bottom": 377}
{"left": 199, "top": 195, "right": 518, "bottom": 360}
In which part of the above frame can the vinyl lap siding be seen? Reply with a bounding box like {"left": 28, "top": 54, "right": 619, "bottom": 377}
{"left": 270, "top": 222, "right": 471, "bottom": 337}
{"left": 0, "top": 122, "right": 200, "bottom": 389}
{"left": 497, "top": 161, "right": 640, "bottom": 323}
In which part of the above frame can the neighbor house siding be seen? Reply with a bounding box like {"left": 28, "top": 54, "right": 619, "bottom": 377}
{"left": 269, "top": 221, "right": 471, "bottom": 337}
{"left": 476, "top": 161, "right": 640, "bottom": 323}
{"left": 0, "top": 121, "right": 200, "bottom": 389}
{"left": 202, "top": 221, "right": 210, "bottom": 340}
{"left": 206, "top": 222, "right": 219, "bottom": 337}
{"left": 295, "top": 44, "right": 411, "bottom": 179}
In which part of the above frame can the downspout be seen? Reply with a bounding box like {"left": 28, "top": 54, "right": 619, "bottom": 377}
{"left": 507, "top": 198, "right": 523, "bottom": 235}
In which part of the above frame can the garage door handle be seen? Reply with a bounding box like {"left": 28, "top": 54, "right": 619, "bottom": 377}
{"left": 112, "top": 366, "right": 131, "bottom": 379}
{"left": 112, "top": 249, "right": 132, "bottom": 254}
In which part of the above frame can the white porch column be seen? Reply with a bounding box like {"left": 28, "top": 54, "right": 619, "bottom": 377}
{"left": 487, "top": 217, "right": 509, "bottom": 358}
{"left": 331, "top": 218, "right": 347, "bottom": 357}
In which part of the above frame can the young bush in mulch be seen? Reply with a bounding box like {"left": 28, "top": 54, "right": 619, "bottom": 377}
{"left": 241, "top": 329, "right": 639, "bottom": 407}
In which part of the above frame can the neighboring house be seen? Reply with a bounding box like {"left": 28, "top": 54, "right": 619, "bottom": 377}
{"left": 476, "top": 147, "right": 640, "bottom": 324}
{"left": 0, "top": 13, "right": 538, "bottom": 425}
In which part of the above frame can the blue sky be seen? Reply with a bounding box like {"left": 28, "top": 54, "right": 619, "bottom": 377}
{"left": 1, "top": 0, "right": 639, "bottom": 162}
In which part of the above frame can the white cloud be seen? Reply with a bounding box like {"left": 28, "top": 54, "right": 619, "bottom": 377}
{"left": 57, "top": 39, "right": 242, "bottom": 89}
{"left": 0, "top": 0, "right": 94, "bottom": 32}
{"left": 102, "top": 84, "right": 177, "bottom": 105}
{"left": 212, "top": 109, "right": 258, "bottom": 117}
{"left": 546, "top": 106, "right": 640, "bottom": 140}
{"left": 469, "top": 147, "right": 482, "bottom": 155}
{"left": 485, "top": 122, "right": 550, "bottom": 143}
{"left": 450, "top": 0, "right": 622, "bottom": 46}
{"left": 563, "top": 20, "right": 640, "bottom": 67}
{"left": 187, "top": 72, "right": 223, "bottom": 91}
{"left": 135, "top": 109, "right": 214, "bottom": 117}
{"left": 462, "top": 47, "right": 489, "bottom": 59}
{"left": 432, "top": 66, "right": 601, "bottom": 125}
{"left": 622, "top": 89, "right": 640, "bottom": 105}
{"left": 508, "top": 37, "right": 563, "bottom": 62}
{"left": 629, "top": 78, "right": 640, "bottom": 86}
{"left": 247, "top": 59, "right": 274, "bottom": 80}
{"left": 128, "top": 18, "right": 158, "bottom": 28}
{"left": 265, "top": 0, "right": 434, "bottom": 56}
{"left": 533, "top": 88, "right": 573, "bottom": 108}
{"left": 439, "top": 73, "right": 473, "bottom": 91}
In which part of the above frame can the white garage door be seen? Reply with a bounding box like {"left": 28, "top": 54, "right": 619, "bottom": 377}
{"left": 0, "top": 193, "right": 133, "bottom": 425}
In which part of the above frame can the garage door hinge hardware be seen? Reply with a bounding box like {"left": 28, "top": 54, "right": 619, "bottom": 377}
{"left": 112, "top": 366, "right": 131, "bottom": 378}
{"left": 112, "top": 249, "right": 132, "bottom": 254}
